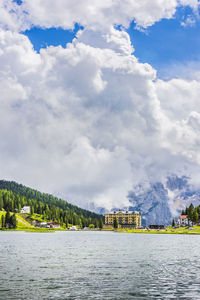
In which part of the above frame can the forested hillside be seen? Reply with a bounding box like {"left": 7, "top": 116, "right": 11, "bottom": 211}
{"left": 0, "top": 180, "right": 103, "bottom": 228}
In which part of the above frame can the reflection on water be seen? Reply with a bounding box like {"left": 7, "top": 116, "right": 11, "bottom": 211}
{"left": 0, "top": 231, "right": 200, "bottom": 299}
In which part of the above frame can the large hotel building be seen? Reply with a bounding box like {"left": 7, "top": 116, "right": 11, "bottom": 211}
{"left": 105, "top": 211, "right": 141, "bottom": 228}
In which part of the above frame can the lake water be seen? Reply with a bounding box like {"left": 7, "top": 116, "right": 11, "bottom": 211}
{"left": 0, "top": 231, "right": 200, "bottom": 299}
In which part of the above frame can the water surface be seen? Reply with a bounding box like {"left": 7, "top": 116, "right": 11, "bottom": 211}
{"left": 0, "top": 231, "right": 200, "bottom": 299}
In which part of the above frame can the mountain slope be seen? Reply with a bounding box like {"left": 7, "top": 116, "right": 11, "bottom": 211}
{"left": 0, "top": 180, "right": 103, "bottom": 227}
{"left": 128, "top": 182, "right": 172, "bottom": 226}
{"left": 127, "top": 175, "right": 200, "bottom": 226}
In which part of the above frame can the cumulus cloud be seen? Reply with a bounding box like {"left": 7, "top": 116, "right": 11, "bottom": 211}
{"left": 1, "top": 0, "right": 198, "bottom": 32}
{"left": 0, "top": 27, "right": 158, "bottom": 210}
{"left": 179, "top": 0, "right": 199, "bottom": 10}
{"left": 16, "top": 0, "right": 178, "bottom": 30}
{"left": 0, "top": 1, "right": 200, "bottom": 213}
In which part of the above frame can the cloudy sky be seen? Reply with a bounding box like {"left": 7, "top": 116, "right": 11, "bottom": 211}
{"left": 1, "top": 0, "right": 200, "bottom": 211}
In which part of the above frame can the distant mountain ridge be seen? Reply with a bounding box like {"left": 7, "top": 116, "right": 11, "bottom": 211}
{"left": 126, "top": 175, "right": 200, "bottom": 226}
{"left": 95, "top": 175, "right": 200, "bottom": 226}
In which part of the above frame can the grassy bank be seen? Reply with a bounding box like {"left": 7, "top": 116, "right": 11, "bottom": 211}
{"left": 0, "top": 211, "right": 67, "bottom": 232}
{"left": 2, "top": 210, "right": 200, "bottom": 234}
{"left": 117, "top": 226, "right": 200, "bottom": 235}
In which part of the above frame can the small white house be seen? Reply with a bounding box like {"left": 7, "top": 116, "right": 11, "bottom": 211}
{"left": 177, "top": 215, "right": 190, "bottom": 227}
{"left": 69, "top": 226, "right": 78, "bottom": 231}
{"left": 39, "top": 222, "right": 47, "bottom": 227}
{"left": 21, "top": 206, "right": 30, "bottom": 214}
{"left": 47, "top": 222, "right": 60, "bottom": 229}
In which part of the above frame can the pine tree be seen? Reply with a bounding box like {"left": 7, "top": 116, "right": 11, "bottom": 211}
{"left": 188, "top": 203, "right": 194, "bottom": 225}
{"left": 99, "top": 219, "right": 103, "bottom": 229}
{"left": 79, "top": 220, "right": 83, "bottom": 229}
{"left": 113, "top": 217, "right": 118, "bottom": 229}
{"left": 30, "top": 206, "right": 34, "bottom": 215}
{"left": 193, "top": 209, "right": 199, "bottom": 224}
{"left": 0, "top": 196, "right": 3, "bottom": 210}
{"left": 10, "top": 214, "right": 17, "bottom": 229}
{"left": 172, "top": 219, "right": 175, "bottom": 227}
{"left": 5, "top": 210, "right": 10, "bottom": 227}
{"left": 94, "top": 218, "right": 98, "bottom": 228}
{"left": 65, "top": 219, "right": 68, "bottom": 228}
{"left": 1, "top": 215, "right": 5, "bottom": 228}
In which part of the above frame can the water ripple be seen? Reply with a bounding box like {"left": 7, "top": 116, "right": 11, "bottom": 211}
{"left": 1, "top": 232, "right": 200, "bottom": 299}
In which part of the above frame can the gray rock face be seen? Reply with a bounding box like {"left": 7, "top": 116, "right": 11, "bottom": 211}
{"left": 166, "top": 175, "right": 189, "bottom": 191}
{"left": 95, "top": 175, "right": 200, "bottom": 226}
{"left": 126, "top": 175, "right": 200, "bottom": 226}
{"left": 127, "top": 182, "right": 172, "bottom": 226}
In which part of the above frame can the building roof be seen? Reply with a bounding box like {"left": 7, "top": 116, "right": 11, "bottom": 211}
{"left": 47, "top": 222, "right": 60, "bottom": 225}
{"left": 180, "top": 215, "right": 188, "bottom": 219}
{"left": 106, "top": 211, "right": 140, "bottom": 215}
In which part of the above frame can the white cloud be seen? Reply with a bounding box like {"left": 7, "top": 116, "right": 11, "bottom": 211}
{"left": 0, "top": 26, "right": 200, "bottom": 212}
{"left": 179, "top": 0, "right": 199, "bottom": 10}
{"left": 18, "top": 0, "right": 178, "bottom": 31}
{"left": 156, "top": 77, "right": 200, "bottom": 170}
{"left": 0, "top": 1, "right": 200, "bottom": 213}
{"left": 181, "top": 14, "right": 196, "bottom": 27}
{"left": 0, "top": 27, "right": 157, "bottom": 210}
{"left": 1, "top": 0, "right": 197, "bottom": 32}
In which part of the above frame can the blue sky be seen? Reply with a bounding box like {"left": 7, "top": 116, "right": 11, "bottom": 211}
{"left": 23, "top": 5, "right": 200, "bottom": 79}
{"left": 23, "top": 24, "right": 82, "bottom": 51}
{"left": 13, "top": 0, "right": 22, "bottom": 4}
{"left": 128, "top": 6, "right": 200, "bottom": 78}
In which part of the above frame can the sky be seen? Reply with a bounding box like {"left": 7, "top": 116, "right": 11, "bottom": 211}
{"left": 1, "top": 0, "right": 200, "bottom": 214}
{"left": 23, "top": 4, "right": 200, "bottom": 79}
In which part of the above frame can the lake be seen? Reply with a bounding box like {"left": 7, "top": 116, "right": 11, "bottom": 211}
{"left": 0, "top": 231, "right": 200, "bottom": 299}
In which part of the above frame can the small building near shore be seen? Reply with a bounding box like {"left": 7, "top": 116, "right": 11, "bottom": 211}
{"left": 39, "top": 222, "right": 48, "bottom": 227}
{"left": 21, "top": 206, "right": 30, "bottom": 214}
{"left": 69, "top": 226, "right": 78, "bottom": 231}
{"left": 149, "top": 224, "right": 165, "bottom": 230}
{"left": 33, "top": 221, "right": 60, "bottom": 228}
{"left": 33, "top": 220, "right": 47, "bottom": 227}
{"left": 177, "top": 215, "right": 191, "bottom": 227}
{"left": 47, "top": 222, "right": 60, "bottom": 229}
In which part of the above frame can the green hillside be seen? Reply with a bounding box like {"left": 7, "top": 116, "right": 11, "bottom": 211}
{"left": 0, "top": 180, "right": 103, "bottom": 229}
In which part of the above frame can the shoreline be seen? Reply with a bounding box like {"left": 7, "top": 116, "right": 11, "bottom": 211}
{"left": 116, "top": 227, "right": 200, "bottom": 235}
{"left": 1, "top": 227, "right": 200, "bottom": 235}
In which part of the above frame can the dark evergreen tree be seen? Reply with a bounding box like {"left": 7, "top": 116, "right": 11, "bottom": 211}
{"left": 113, "top": 217, "right": 118, "bottom": 229}
{"left": 30, "top": 205, "right": 34, "bottom": 215}
{"left": 5, "top": 210, "right": 10, "bottom": 227}
{"left": 188, "top": 203, "right": 194, "bottom": 225}
{"left": 94, "top": 218, "right": 98, "bottom": 228}
{"left": 10, "top": 214, "right": 17, "bottom": 229}
{"left": 186, "top": 207, "right": 189, "bottom": 215}
{"left": 1, "top": 215, "right": 5, "bottom": 228}
{"left": 99, "top": 219, "right": 103, "bottom": 229}
{"left": 172, "top": 219, "right": 175, "bottom": 227}
{"left": 193, "top": 209, "right": 199, "bottom": 224}
{"left": 0, "top": 196, "right": 3, "bottom": 210}
{"left": 65, "top": 219, "right": 68, "bottom": 228}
